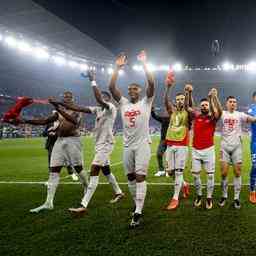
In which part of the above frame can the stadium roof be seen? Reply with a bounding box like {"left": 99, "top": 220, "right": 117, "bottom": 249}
{"left": 0, "top": 0, "right": 114, "bottom": 63}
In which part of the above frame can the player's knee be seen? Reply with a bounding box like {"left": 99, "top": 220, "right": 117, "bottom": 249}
{"left": 51, "top": 166, "right": 62, "bottom": 173}
{"left": 102, "top": 165, "right": 111, "bottom": 176}
{"left": 127, "top": 173, "right": 136, "bottom": 181}
{"left": 136, "top": 174, "right": 146, "bottom": 182}
{"left": 192, "top": 171, "right": 200, "bottom": 178}
{"left": 74, "top": 165, "right": 83, "bottom": 173}
{"left": 207, "top": 172, "right": 214, "bottom": 180}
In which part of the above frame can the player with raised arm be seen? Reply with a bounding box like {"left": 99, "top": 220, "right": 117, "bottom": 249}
{"left": 164, "top": 72, "right": 191, "bottom": 210}
{"left": 64, "top": 71, "right": 124, "bottom": 215}
{"left": 219, "top": 96, "right": 256, "bottom": 209}
{"left": 19, "top": 91, "right": 88, "bottom": 213}
{"left": 247, "top": 92, "right": 256, "bottom": 204}
{"left": 109, "top": 50, "right": 155, "bottom": 228}
{"left": 187, "top": 88, "right": 222, "bottom": 209}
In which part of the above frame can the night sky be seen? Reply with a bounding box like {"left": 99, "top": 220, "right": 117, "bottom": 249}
{"left": 35, "top": 0, "right": 256, "bottom": 65}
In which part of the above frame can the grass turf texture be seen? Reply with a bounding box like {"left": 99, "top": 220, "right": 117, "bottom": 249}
{"left": 0, "top": 135, "right": 255, "bottom": 256}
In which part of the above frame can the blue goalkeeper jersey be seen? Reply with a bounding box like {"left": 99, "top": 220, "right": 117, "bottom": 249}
{"left": 248, "top": 104, "right": 256, "bottom": 143}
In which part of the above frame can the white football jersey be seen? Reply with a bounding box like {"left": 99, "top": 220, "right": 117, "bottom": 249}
{"left": 89, "top": 102, "right": 116, "bottom": 145}
{"left": 220, "top": 110, "right": 249, "bottom": 145}
{"left": 119, "top": 96, "right": 153, "bottom": 147}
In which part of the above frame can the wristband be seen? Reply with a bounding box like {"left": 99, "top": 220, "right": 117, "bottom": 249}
{"left": 91, "top": 81, "right": 97, "bottom": 87}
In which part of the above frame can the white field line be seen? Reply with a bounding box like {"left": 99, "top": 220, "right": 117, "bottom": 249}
{"left": 60, "top": 153, "right": 156, "bottom": 181}
{"left": 0, "top": 181, "right": 251, "bottom": 186}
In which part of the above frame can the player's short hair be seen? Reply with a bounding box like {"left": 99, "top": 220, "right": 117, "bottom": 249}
{"left": 176, "top": 92, "right": 185, "bottom": 97}
{"left": 200, "top": 98, "right": 209, "bottom": 103}
{"left": 63, "top": 91, "right": 73, "bottom": 96}
{"left": 252, "top": 91, "right": 256, "bottom": 98}
{"left": 102, "top": 91, "right": 111, "bottom": 99}
{"left": 226, "top": 96, "right": 236, "bottom": 101}
{"left": 128, "top": 83, "right": 142, "bottom": 89}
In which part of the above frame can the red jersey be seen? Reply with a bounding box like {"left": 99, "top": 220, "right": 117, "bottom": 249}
{"left": 193, "top": 111, "right": 216, "bottom": 150}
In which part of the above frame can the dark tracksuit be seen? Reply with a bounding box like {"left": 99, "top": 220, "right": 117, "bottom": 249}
{"left": 151, "top": 109, "right": 170, "bottom": 172}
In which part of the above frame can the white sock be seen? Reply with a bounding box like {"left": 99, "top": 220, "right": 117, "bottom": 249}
{"left": 78, "top": 170, "right": 89, "bottom": 191}
{"left": 81, "top": 176, "right": 99, "bottom": 208}
{"left": 193, "top": 173, "right": 202, "bottom": 196}
{"left": 45, "top": 172, "right": 60, "bottom": 206}
{"left": 207, "top": 173, "right": 215, "bottom": 198}
{"left": 173, "top": 171, "right": 183, "bottom": 200}
{"left": 106, "top": 173, "right": 122, "bottom": 194}
{"left": 128, "top": 179, "right": 136, "bottom": 203}
{"left": 135, "top": 181, "right": 147, "bottom": 214}
{"left": 221, "top": 176, "right": 228, "bottom": 198}
{"left": 233, "top": 176, "right": 242, "bottom": 200}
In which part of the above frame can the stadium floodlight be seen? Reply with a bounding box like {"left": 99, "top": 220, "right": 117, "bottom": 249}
{"left": 34, "top": 47, "right": 50, "bottom": 59}
{"left": 0, "top": 34, "right": 3, "bottom": 41}
{"left": 17, "top": 41, "right": 32, "bottom": 53}
{"left": 132, "top": 65, "right": 143, "bottom": 71}
{"left": 101, "top": 67, "right": 105, "bottom": 73}
{"left": 68, "top": 60, "right": 78, "bottom": 68}
{"left": 172, "top": 63, "right": 183, "bottom": 72}
{"left": 52, "top": 55, "right": 67, "bottom": 66}
{"left": 246, "top": 61, "right": 256, "bottom": 72}
{"left": 107, "top": 67, "right": 114, "bottom": 74}
{"left": 5, "top": 36, "right": 17, "bottom": 48}
{"left": 147, "top": 63, "right": 156, "bottom": 71}
{"left": 80, "top": 63, "right": 88, "bottom": 71}
{"left": 159, "top": 65, "right": 170, "bottom": 71}
{"left": 222, "top": 62, "right": 234, "bottom": 71}
{"left": 118, "top": 69, "right": 124, "bottom": 76}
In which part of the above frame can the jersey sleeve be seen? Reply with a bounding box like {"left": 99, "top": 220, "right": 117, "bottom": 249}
{"left": 240, "top": 112, "right": 250, "bottom": 122}
{"left": 118, "top": 96, "right": 129, "bottom": 107}
{"left": 88, "top": 106, "right": 98, "bottom": 114}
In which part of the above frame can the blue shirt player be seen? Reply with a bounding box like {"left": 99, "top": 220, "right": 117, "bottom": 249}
{"left": 248, "top": 91, "right": 256, "bottom": 204}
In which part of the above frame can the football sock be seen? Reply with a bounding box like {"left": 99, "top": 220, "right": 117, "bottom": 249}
{"left": 81, "top": 176, "right": 99, "bottom": 208}
{"left": 221, "top": 176, "right": 228, "bottom": 198}
{"left": 173, "top": 170, "right": 183, "bottom": 200}
{"left": 45, "top": 172, "right": 60, "bottom": 206}
{"left": 106, "top": 173, "right": 122, "bottom": 194}
{"left": 234, "top": 176, "right": 242, "bottom": 200}
{"left": 128, "top": 179, "right": 136, "bottom": 203}
{"left": 193, "top": 173, "right": 202, "bottom": 196}
{"left": 77, "top": 170, "right": 89, "bottom": 189}
{"left": 207, "top": 173, "right": 215, "bottom": 198}
{"left": 135, "top": 181, "right": 147, "bottom": 214}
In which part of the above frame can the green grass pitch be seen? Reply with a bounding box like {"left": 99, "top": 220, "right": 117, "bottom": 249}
{"left": 0, "top": 135, "right": 255, "bottom": 256}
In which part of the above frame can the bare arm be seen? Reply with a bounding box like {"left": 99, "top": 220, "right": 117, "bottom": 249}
{"left": 209, "top": 88, "right": 223, "bottom": 120}
{"left": 55, "top": 106, "right": 80, "bottom": 125}
{"left": 184, "top": 84, "right": 194, "bottom": 113}
{"left": 151, "top": 107, "right": 163, "bottom": 123}
{"left": 52, "top": 101, "right": 92, "bottom": 114}
{"left": 138, "top": 51, "right": 155, "bottom": 98}
{"left": 164, "top": 86, "right": 174, "bottom": 114}
{"left": 109, "top": 54, "right": 127, "bottom": 102}
{"left": 23, "top": 112, "right": 58, "bottom": 125}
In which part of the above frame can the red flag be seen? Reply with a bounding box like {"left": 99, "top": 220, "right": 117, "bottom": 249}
{"left": 3, "top": 96, "right": 33, "bottom": 123}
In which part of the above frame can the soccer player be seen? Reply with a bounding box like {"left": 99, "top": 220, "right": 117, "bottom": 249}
{"left": 164, "top": 79, "right": 191, "bottom": 210}
{"left": 65, "top": 71, "right": 124, "bottom": 214}
{"left": 19, "top": 91, "right": 88, "bottom": 213}
{"left": 247, "top": 91, "right": 256, "bottom": 204}
{"left": 43, "top": 116, "right": 78, "bottom": 181}
{"left": 219, "top": 96, "right": 256, "bottom": 209}
{"left": 109, "top": 50, "right": 155, "bottom": 228}
{"left": 187, "top": 88, "right": 222, "bottom": 209}
{"left": 151, "top": 106, "right": 170, "bottom": 176}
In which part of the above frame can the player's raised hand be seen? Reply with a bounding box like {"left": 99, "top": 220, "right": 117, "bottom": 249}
{"left": 209, "top": 88, "right": 218, "bottom": 97}
{"left": 87, "top": 70, "right": 96, "bottom": 82}
{"left": 137, "top": 50, "right": 147, "bottom": 63}
{"left": 115, "top": 53, "right": 127, "bottom": 68}
{"left": 165, "top": 69, "right": 175, "bottom": 87}
{"left": 184, "top": 83, "right": 193, "bottom": 92}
